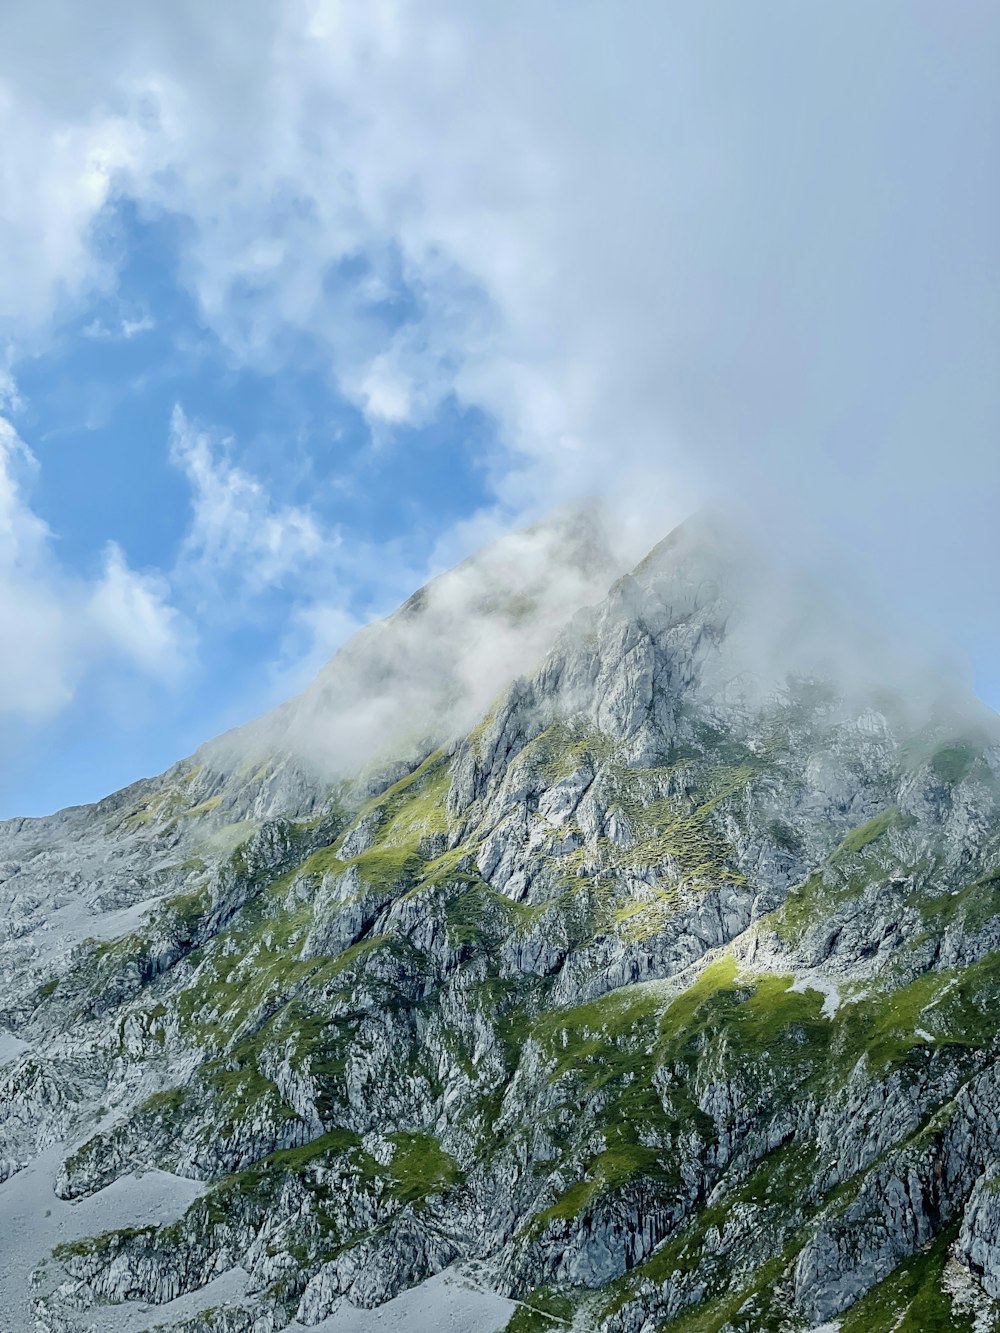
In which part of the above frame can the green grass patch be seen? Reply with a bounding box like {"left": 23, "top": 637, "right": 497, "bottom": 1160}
{"left": 264, "top": 1127, "right": 362, "bottom": 1172}
{"left": 387, "top": 1130, "right": 462, "bottom": 1206}
{"left": 201, "top": 1057, "right": 297, "bottom": 1127}
{"left": 163, "top": 890, "right": 209, "bottom": 932}
{"left": 914, "top": 868, "right": 1000, "bottom": 934}
{"left": 298, "top": 751, "right": 453, "bottom": 893}
{"left": 528, "top": 721, "right": 614, "bottom": 786}
{"left": 54, "top": 1224, "right": 158, "bottom": 1262}
{"left": 838, "top": 1222, "right": 974, "bottom": 1332}
{"left": 831, "top": 951, "right": 1000, "bottom": 1074}
{"left": 503, "top": 1288, "right": 575, "bottom": 1331}
{"left": 600, "top": 758, "right": 755, "bottom": 888}
{"left": 835, "top": 808, "right": 902, "bottom": 859}
{"left": 650, "top": 1246, "right": 795, "bottom": 1333}
{"left": 929, "top": 742, "right": 979, "bottom": 786}
{"left": 770, "top": 872, "right": 829, "bottom": 944}
{"left": 604, "top": 1143, "right": 814, "bottom": 1329}
{"left": 180, "top": 795, "right": 222, "bottom": 818}
{"left": 139, "top": 1087, "right": 188, "bottom": 1117}
{"left": 654, "top": 957, "right": 829, "bottom": 1079}
{"left": 528, "top": 959, "right": 828, "bottom": 1233}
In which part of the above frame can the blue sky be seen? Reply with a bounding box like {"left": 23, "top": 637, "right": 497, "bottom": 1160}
{"left": 2, "top": 199, "right": 499, "bottom": 813}
{"left": 0, "top": 2, "right": 998, "bottom": 816}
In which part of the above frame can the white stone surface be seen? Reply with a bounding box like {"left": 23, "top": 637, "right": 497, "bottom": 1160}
{"left": 0, "top": 1144, "right": 205, "bottom": 1332}
{"left": 300, "top": 1269, "right": 516, "bottom": 1333}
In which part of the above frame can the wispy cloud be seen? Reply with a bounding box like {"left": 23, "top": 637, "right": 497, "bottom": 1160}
{"left": 167, "top": 406, "right": 337, "bottom": 597}
{"left": 0, "top": 1, "right": 997, "bottom": 728}
{"left": 82, "top": 310, "right": 154, "bottom": 340}
{"left": 0, "top": 417, "right": 186, "bottom": 717}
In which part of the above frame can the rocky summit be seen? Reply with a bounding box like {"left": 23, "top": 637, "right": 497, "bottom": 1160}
{"left": 5, "top": 515, "right": 1000, "bottom": 1332}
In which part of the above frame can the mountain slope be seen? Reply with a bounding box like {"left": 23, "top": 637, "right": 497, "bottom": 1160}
{"left": 4, "top": 516, "right": 1000, "bottom": 1332}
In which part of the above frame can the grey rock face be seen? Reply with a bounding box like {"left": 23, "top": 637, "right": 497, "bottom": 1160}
{"left": 957, "top": 1166, "right": 1000, "bottom": 1299}
{"left": 6, "top": 515, "right": 1000, "bottom": 1332}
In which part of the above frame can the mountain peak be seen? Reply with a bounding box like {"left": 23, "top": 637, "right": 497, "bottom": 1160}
{"left": 3, "top": 508, "right": 1000, "bottom": 1332}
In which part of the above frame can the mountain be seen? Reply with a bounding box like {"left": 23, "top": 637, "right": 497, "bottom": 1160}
{"left": 4, "top": 514, "right": 1000, "bottom": 1332}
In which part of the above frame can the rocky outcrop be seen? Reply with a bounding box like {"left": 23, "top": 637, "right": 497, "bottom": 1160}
{"left": 957, "top": 1166, "right": 1000, "bottom": 1299}
{"left": 7, "top": 516, "right": 1000, "bottom": 1332}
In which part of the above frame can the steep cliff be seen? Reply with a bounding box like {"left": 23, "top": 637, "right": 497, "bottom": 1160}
{"left": 4, "top": 515, "right": 1000, "bottom": 1332}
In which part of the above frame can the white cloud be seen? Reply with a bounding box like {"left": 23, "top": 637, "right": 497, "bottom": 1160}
{"left": 0, "top": 417, "right": 185, "bottom": 718}
{"left": 87, "top": 541, "right": 184, "bottom": 680}
{"left": 83, "top": 310, "right": 154, "bottom": 340}
{"left": 0, "top": 1, "right": 996, "bottom": 685}
{"left": 218, "top": 498, "right": 629, "bottom": 782}
{"left": 168, "top": 405, "right": 338, "bottom": 603}
{"left": 353, "top": 353, "right": 415, "bottom": 427}
{"left": 120, "top": 313, "right": 154, "bottom": 339}
{"left": 269, "top": 600, "right": 365, "bottom": 700}
{"left": 0, "top": 418, "right": 50, "bottom": 566}
{"left": 0, "top": 72, "right": 141, "bottom": 333}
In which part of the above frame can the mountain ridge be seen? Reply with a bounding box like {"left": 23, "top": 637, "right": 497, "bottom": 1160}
{"left": 3, "top": 515, "right": 1000, "bottom": 1331}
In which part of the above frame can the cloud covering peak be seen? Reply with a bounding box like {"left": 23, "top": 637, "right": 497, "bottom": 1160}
{"left": 0, "top": 1, "right": 997, "bottom": 811}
